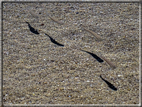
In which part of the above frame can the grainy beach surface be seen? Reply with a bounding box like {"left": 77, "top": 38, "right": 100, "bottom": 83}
{"left": 2, "top": 2, "right": 139, "bottom": 105}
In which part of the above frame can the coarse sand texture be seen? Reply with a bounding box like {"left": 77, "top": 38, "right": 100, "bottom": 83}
{"left": 2, "top": 3, "right": 139, "bottom": 104}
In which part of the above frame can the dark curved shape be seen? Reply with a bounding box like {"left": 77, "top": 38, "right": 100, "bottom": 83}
{"left": 100, "top": 75, "right": 117, "bottom": 91}
{"left": 45, "top": 33, "right": 64, "bottom": 47}
{"left": 80, "top": 50, "right": 104, "bottom": 63}
{"left": 25, "top": 22, "right": 39, "bottom": 34}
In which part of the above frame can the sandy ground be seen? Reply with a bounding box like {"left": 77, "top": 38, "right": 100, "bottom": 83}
{"left": 2, "top": 2, "right": 140, "bottom": 105}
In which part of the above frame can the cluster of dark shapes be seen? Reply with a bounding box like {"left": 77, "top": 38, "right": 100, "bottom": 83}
{"left": 26, "top": 22, "right": 117, "bottom": 91}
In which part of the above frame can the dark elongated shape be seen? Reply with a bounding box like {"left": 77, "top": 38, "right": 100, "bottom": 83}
{"left": 45, "top": 33, "right": 64, "bottom": 47}
{"left": 25, "top": 22, "right": 39, "bottom": 34}
{"left": 80, "top": 50, "right": 103, "bottom": 63}
{"left": 100, "top": 75, "right": 117, "bottom": 91}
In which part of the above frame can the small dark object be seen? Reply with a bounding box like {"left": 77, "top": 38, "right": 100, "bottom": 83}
{"left": 76, "top": 12, "right": 79, "bottom": 14}
{"left": 40, "top": 23, "right": 44, "bottom": 26}
{"left": 45, "top": 33, "right": 64, "bottom": 47}
{"left": 25, "top": 21, "right": 39, "bottom": 34}
{"left": 131, "top": 28, "right": 136, "bottom": 30}
{"left": 80, "top": 50, "right": 104, "bottom": 63}
{"left": 100, "top": 75, "right": 117, "bottom": 91}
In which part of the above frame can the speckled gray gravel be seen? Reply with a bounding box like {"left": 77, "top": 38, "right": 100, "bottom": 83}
{"left": 3, "top": 2, "right": 139, "bottom": 105}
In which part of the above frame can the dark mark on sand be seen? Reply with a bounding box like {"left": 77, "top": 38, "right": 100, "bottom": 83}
{"left": 100, "top": 75, "right": 117, "bottom": 91}
{"left": 80, "top": 50, "right": 104, "bottom": 63}
{"left": 25, "top": 21, "right": 39, "bottom": 34}
{"left": 45, "top": 33, "right": 64, "bottom": 47}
